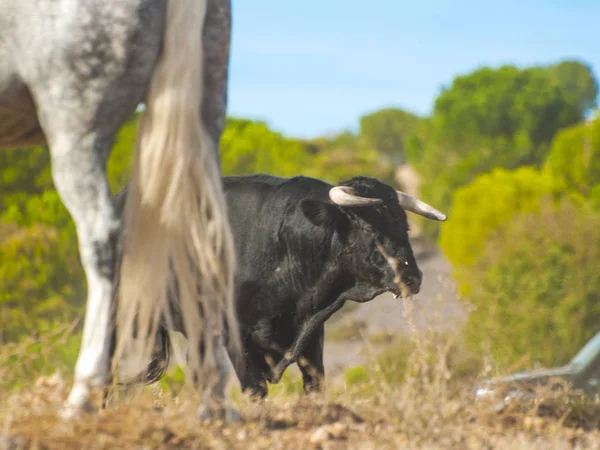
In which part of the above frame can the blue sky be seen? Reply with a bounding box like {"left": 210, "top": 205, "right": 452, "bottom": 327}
{"left": 227, "top": 0, "right": 599, "bottom": 138}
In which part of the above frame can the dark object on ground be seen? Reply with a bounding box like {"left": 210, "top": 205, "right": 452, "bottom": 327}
{"left": 475, "top": 331, "right": 600, "bottom": 403}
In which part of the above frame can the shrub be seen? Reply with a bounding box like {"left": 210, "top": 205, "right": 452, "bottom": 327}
{"left": 306, "top": 144, "right": 395, "bottom": 187}
{"left": 0, "top": 221, "right": 84, "bottom": 343}
{"left": 0, "top": 324, "right": 82, "bottom": 391}
{"left": 461, "top": 199, "right": 600, "bottom": 368}
{"left": 439, "top": 166, "right": 558, "bottom": 271}
{"left": 220, "top": 118, "right": 313, "bottom": 178}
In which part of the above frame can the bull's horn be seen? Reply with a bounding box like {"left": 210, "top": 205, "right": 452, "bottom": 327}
{"left": 329, "top": 186, "right": 383, "bottom": 207}
{"left": 396, "top": 191, "right": 447, "bottom": 221}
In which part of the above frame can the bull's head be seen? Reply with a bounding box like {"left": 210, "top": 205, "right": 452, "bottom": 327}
{"left": 301, "top": 176, "right": 446, "bottom": 300}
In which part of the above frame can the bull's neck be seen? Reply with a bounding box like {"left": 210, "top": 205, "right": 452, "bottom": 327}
{"left": 310, "top": 263, "right": 355, "bottom": 309}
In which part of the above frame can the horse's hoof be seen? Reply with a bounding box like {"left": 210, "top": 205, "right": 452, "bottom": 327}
{"left": 59, "top": 400, "right": 97, "bottom": 420}
{"left": 197, "top": 405, "right": 241, "bottom": 423}
{"left": 60, "top": 384, "right": 98, "bottom": 420}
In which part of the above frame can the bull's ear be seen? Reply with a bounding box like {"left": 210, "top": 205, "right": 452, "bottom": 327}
{"left": 301, "top": 199, "right": 342, "bottom": 227}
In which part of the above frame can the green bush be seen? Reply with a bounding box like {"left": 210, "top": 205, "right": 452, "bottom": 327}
{"left": 439, "top": 166, "right": 559, "bottom": 271}
{"left": 344, "top": 365, "right": 370, "bottom": 386}
{"left": 0, "top": 221, "right": 84, "bottom": 343}
{"left": 544, "top": 114, "right": 600, "bottom": 198}
{"left": 462, "top": 199, "right": 600, "bottom": 369}
{"left": 0, "top": 325, "right": 82, "bottom": 391}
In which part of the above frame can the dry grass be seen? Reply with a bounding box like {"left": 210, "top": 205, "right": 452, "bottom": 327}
{"left": 4, "top": 299, "right": 600, "bottom": 449}
{"left": 326, "top": 319, "right": 368, "bottom": 342}
{"left": 3, "top": 361, "right": 600, "bottom": 449}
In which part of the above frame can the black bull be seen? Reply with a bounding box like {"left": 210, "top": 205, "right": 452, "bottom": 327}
{"left": 110, "top": 174, "right": 447, "bottom": 397}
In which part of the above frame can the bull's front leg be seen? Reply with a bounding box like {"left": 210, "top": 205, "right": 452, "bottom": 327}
{"left": 298, "top": 323, "right": 325, "bottom": 393}
{"left": 270, "top": 296, "right": 346, "bottom": 384}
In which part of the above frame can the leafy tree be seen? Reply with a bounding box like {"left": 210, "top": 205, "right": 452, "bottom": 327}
{"left": 407, "top": 63, "right": 586, "bottom": 240}
{"left": 306, "top": 142, "right": 395, "bottom": 186}
{"left": 547, "top": 59, "right": 599, "bottom": 116}
{"left": 359, "top": 108, "right": 420, "bottom": 164}
{"left": 220, "top": 118, "right": 313, "bottom": 177}
{"left": 431, "top": 65, "right": 582, "bottom": 162}
{"left": 219, "top": 117, "right": 395, "bottom": 186}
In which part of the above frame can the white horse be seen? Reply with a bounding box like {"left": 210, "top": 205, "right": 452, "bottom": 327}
{"left": 0, "top": 0, "right": 240, "bottom": 419}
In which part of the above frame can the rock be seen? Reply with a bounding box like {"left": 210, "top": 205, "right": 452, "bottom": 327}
{"left": 310, "top": 422, "right": 348, "bottom": 446}
{"left": 0, "top": 436, "right": 27, "bottom": 450}
{"left": 310, "top": 426, "right": 331, "bottom": 445}
{"left": 35, "top": 371, "right": 63, "bottom": 388}
{"left": 325, "top": 422, "right": 348, "bottom": 439}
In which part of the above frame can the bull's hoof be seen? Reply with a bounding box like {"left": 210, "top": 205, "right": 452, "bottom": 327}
{"left": 197, "top": 404, "right": 241, "bottom": 423}
{"left": 270, "top": 356, "right": 292, "bottom": 384}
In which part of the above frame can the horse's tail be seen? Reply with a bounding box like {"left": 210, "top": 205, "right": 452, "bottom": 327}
{"left": 117, "top": 326, "right": 172, "bottom": 387}
{"left": 114, "top": 0, "right": 240, "bottom": 390}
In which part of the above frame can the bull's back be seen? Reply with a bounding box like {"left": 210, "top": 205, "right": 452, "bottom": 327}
{"left": 222, "top": 174, "right": 330, "bottom": 243}
{"left": 222, "top": 174, "right": 332, "bottom": 293}
{"left": 223, "top": 175, "right": 288, "bottom": 262}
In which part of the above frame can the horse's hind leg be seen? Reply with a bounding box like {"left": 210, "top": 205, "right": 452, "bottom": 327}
{"left": 27, "top": 55, "right": 160, "bottom": 419}
{"left": 49, "top": 122, "right": 146, "bottom": 417}
{"left": 19, "top": 1, "right": 165, "bottom": 416}
{"left": 48, "top": 126, "right": 123, "bottom": 415}
{"left": 194, "top": 333, "right": 239, "bottom": 422}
